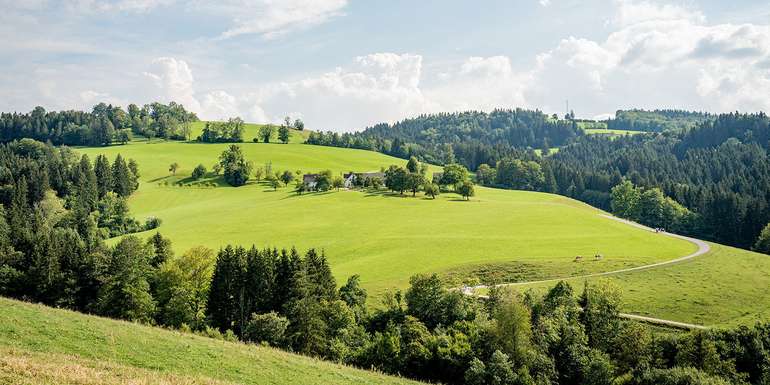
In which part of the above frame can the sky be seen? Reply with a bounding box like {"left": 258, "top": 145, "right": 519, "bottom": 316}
{"left": 2, "top": 0, "right": 770, "bottom": 132}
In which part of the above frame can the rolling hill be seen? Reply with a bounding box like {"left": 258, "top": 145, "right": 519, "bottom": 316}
{"left": 79, "top": 138, "right": 695, "bottom": 301}
{"left": 0, "top": 297, "right": 420, "bottom": 385}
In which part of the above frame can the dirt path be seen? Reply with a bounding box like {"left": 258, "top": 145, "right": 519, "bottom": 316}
{"left": 462, "top": 214, "right": 710, "bottom": 293}
{"left": 460, "top": 214, "right": 712, "bottom": 329}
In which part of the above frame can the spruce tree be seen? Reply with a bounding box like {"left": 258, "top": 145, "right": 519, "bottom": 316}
{"left": 94, "top": 155, "right": 112, "bottom": 198}
{"left": 111, "top": 154, "right": 131, "bottom": 197}
{"left": 206, "top": 246, "right": 246, "bottom": 334}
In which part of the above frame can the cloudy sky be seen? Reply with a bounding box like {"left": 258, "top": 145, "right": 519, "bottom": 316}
{"left": 2, "top": 0, "right": 770, "bottom": 131}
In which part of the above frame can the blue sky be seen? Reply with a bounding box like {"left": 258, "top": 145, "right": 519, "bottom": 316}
{"left": 1, "top": 0, "right": 769, "bottom": 131}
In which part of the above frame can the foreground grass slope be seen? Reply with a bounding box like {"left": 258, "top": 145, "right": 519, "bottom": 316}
{"left": 0, "top": 297, "right": 419, "bottom": 385}
{"left": 79, "top": 140, "right": 695, "bottom": 300}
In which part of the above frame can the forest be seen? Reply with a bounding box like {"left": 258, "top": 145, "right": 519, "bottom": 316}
{"left": 0, "top": 102, "right": 198, "bottom": 146}
{"left": 306, "top": 109, "right": 580, "bottom": 170}
{"left": 605, "top": 109, "right": 712, "bottom": 132}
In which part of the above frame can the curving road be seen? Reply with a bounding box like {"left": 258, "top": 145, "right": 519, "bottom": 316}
{"left": 460, "top": 214, "right": 712, "bottom": 329}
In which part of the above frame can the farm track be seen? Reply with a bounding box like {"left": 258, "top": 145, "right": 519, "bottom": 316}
{"left": 462, "top": 214, "right": 712, "bottom": 329}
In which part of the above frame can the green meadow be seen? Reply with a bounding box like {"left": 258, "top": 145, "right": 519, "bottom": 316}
{"left": 79, "top": 139, "right": 695, "bottom": 300}
{"left": 486, "top": 243, "right": 770, "bottom": 327}
{"left": 0, "top": 297, "right": 420, "bottom": 385}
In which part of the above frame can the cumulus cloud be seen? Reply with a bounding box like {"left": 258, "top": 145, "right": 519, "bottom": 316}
{"left": 143, "top": 57, "right": 201, "bottom": 111}
{"left": 525, "top": 0, "right": 770, "bottom": 114}
{"left": 197, "top": 0, "right": 348, "bottom": 39}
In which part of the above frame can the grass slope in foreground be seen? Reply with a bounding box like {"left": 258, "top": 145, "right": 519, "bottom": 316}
{"left": 0, "top": 297, "right": 419, "bottom": 385}
{"left": 78, "top": 140, "right": 696, "bottom": 300}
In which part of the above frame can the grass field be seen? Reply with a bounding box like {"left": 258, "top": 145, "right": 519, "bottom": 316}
{"left": 480, "top": 243, "right": 770, "bottom": 327}
{"left": 78, "top": 139, "right": 695, "bottom": 300}
{"left": 0, "top": 297, "right": 419, "bottom": 385}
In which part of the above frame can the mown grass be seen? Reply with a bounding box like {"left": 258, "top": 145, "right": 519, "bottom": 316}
{"left": 78, "top": 140, "right": 695, "bottom": 300}
{"left": 0, "top": 297, "right": 420, "bottom": 385}
{"left": 493, "top": 243, "right": 770, "bottom": 327}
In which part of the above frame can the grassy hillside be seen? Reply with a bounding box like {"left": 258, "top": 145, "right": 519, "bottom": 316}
{"left": 79, "top": 140, "right": 695, "bottom": 300}
{"left": 0, "top": 297, "right": 419, "bottom": 385}
{"left": 491, "top": 243, "right": 770, "bottom": 327}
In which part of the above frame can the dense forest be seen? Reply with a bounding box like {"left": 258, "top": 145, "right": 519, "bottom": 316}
{"left": 0, "top": 139, "right": 156, "bottom": 309}
{"left": 548, "top": 113, "right": 770, "bottom": 248}
{"left": 605, "top": 109, "right": 712, "bottom": 132}
{"left": 309, "top": 110, "right": 770, "bottom": 250}
{"left": 0, "top": 102, "right": 198, "bottom": 146}
{"left": 306, "top": 109, "right": 580, "bottom": 170}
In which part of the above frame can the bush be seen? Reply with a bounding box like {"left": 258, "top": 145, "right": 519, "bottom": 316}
{"left": 244, "top": 312, "right": 289, "bottom": 347}
{"left": 144, "top": 216, "right": 162, "bottom": 230}
{"left": 192, "top": 164, "right": 207, "bottom": 180}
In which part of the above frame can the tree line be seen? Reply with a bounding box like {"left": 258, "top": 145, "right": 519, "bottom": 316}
{"left": 305, "top": 109, "right": 580, "bottom": 170}
{"left": 606, "top": 109, "right": 711, "bottom": 132}
{"left": 0, "top": 102, "right": 198, "bottom": 146}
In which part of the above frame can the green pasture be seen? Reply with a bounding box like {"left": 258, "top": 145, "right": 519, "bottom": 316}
{"left": 0, "top": 298, "right": 419, "bottom": 385}
{"left": 78, "top": 140, "right": 695, "bottom": 300}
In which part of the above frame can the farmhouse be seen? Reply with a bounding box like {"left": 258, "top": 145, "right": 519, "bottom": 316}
{"left": 343, "top": 171, "right": 385, "bottom": 188}
{"left": 303, "top": 174, "right": 319, "bottom": 190}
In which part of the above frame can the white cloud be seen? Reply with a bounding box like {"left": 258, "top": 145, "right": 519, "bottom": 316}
{"left": 525, "top": 0, "right": 770, "bottom": 114}
{"left": 197, "top": 0, "right": 348, "bottom": 39}
{"left": 539, "top": 0, "right": 551, "bottom": 7}
{"left": 68, "top": 0, "right": 174, "bottom": 13}
{"left": 143, "top": 57, "right": 201, "bottom": 111}
{"left": 611, "top": 0, "right": 704, "bottom": 27}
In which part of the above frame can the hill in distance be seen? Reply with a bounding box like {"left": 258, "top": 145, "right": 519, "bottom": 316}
{"left": 79, "top": 137, "right": 695, "bottom": 301}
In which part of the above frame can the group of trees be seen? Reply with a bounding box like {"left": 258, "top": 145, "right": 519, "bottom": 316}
{"left": 605, "top": 109, "right": 711, "bottom": 132}
{"left": 254, "top": 117, "right": 303, "bottom": 144}
{"left": 199, "top": 117, "right": 244, "bottom": 143}
{"left": 0, "top": 103, "right": 198, "bottom": 147}
{"left": 0, "top": 139, "right": 155, "bottom": 311}
{"left": 218, "top": 145, "right": 253, "bottom": 186}
{"left": 610, "top": 180, "right": 697, "bottom": 233}
{"left": 305, "top": 109, "right": 580, "bottom": 170}
{"left": 383, "top": 157, "right": 475, "bottom": 200}
{"left": 475, "top": 157, "right": 557, "bottom": 193}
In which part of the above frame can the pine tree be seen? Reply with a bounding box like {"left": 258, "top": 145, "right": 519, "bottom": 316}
{"left": 245, "top": 247, "right": 276, "bottom": 314}
{"left": 97, "top": 236, "right": 155, "bottom": 322}
{"left": 206, "top": 246, "right": 247, "bottom": 334}
{"left": 111, "top": 154, "right": 131, "bottom": 197}
{"left": 147, "top": 232, "right": 173, "bottom": 268}
{"left": 94, "top": 155, "right": 112, "bottom": 198}
{"left": 76, "top": 155, "right": 98, "bottom": 212}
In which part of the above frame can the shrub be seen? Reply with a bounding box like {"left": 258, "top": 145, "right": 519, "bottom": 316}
{"left": 192, "top": 164, "right": 207, "bottom": 180}
{"left": 144, "top": 216, "right": 162, "bottom": 230}
{"left": 243, "top": 312, "right": 289, "bottom": 347}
